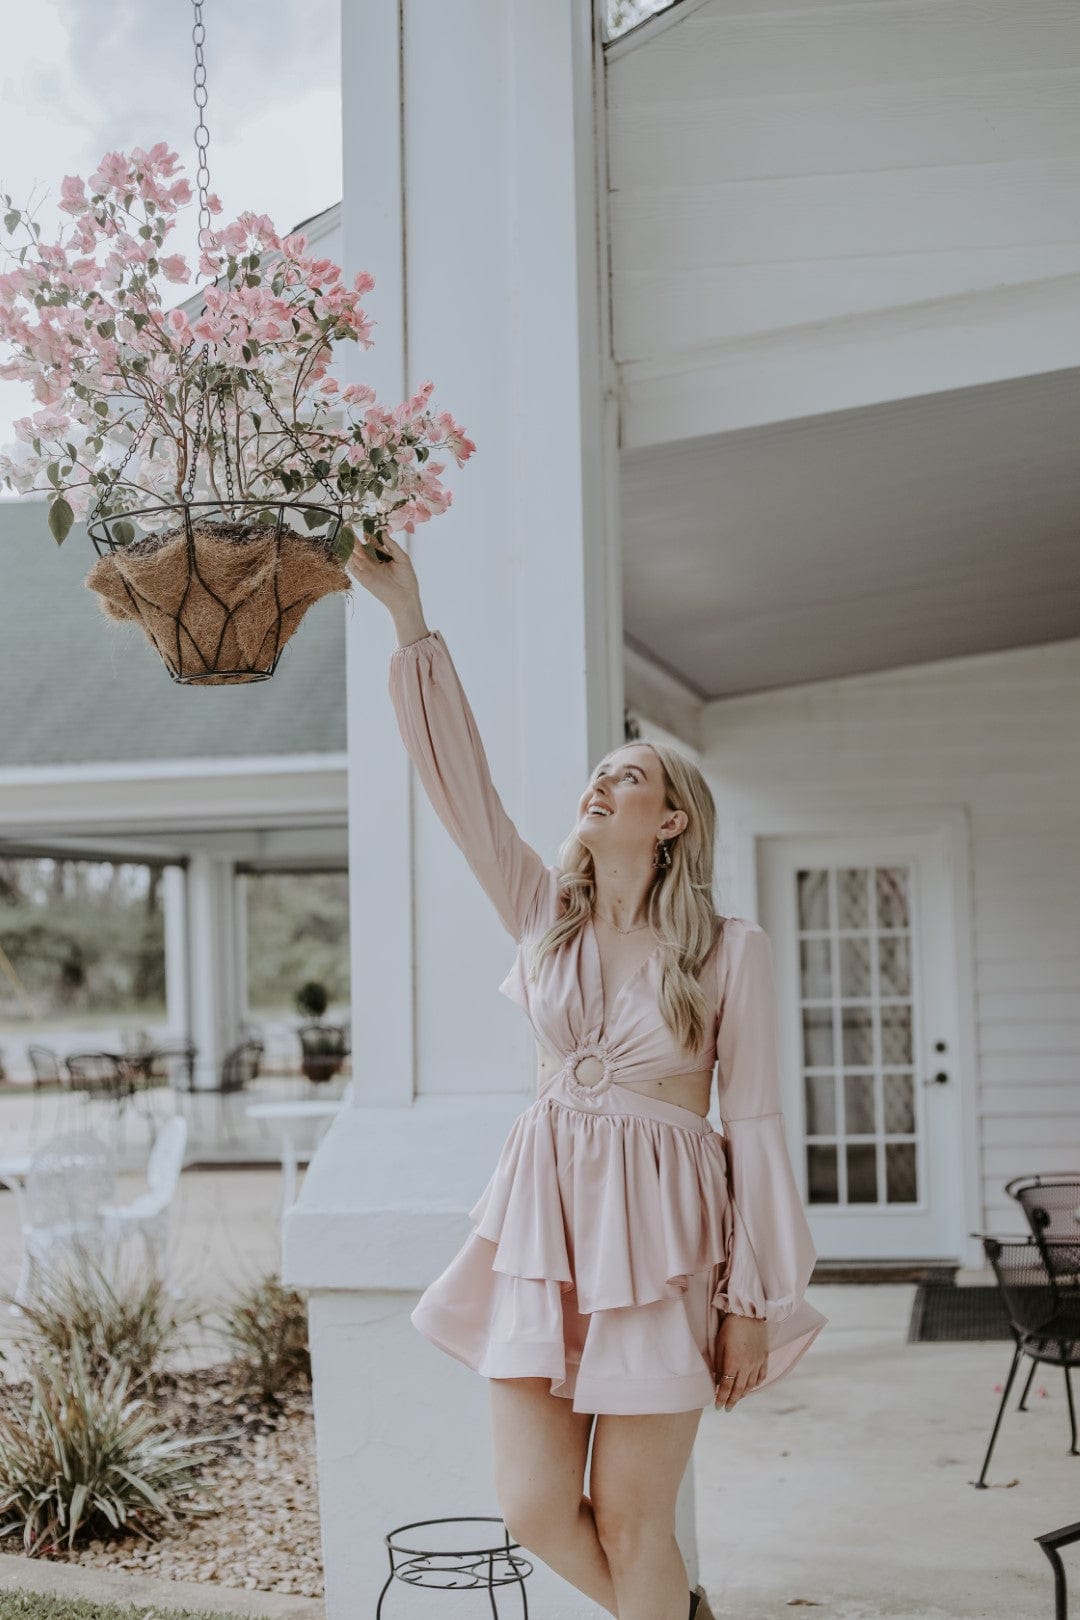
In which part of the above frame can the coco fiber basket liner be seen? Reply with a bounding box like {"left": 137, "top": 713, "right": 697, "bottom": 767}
{"left": 84, "top": 516, "right": 352, "bottom": 684}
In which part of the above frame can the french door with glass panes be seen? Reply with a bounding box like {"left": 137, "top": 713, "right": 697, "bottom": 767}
{"left": 759, "top": 830, "right": 966, "bottom": 1260}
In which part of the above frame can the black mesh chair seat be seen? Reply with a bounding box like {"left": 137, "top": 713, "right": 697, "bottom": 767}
{"left": 219, "top": 1038, "right": 264, "bottom": 1094}
{"left": 64, "top": 1052, "right": 132, "bottom": 1105}
{"left": 972, "top": 1234, "right": 1080, "bottom": 1488}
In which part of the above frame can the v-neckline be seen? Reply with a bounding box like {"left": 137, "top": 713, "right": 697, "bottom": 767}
{"left": 586, "top": 912, "right": 662, "bottom": 1039}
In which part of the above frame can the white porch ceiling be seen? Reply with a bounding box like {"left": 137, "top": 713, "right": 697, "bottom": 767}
{"left": 619, "top": 366, "right": 1080, "bottom": 700}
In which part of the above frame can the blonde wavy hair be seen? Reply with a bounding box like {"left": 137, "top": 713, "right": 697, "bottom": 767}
{"left": 527, "top": 741, "right": 726, "bottom": 1055}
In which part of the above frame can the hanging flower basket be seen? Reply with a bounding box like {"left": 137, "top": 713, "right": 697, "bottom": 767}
{"left": 85, "top": 500, "right": 349, "bottom": 684}
{"left": 0, "top": 137, "right": 475, "bottom": 684}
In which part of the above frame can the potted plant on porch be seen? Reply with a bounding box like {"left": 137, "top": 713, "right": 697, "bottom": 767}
{"left": 294, "top": 979, "right": 347, "bottom": 1085}
{"left": 0, "top": 140, "right": 474, "bottom": 683}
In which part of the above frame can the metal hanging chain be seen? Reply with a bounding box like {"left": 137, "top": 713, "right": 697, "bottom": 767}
{"left": 88, "top": 2, "right": 223, "bottom": 529}
{"left": 182, "top": 343, "right": 211, "bottom": 503}
{"left": 190, "top": 0, "right": 213, "bottom": 266}
{"left": 250, "top": 373, "right": 340, "bottom": 505}
{"left": 190, "top": 0, "right": 339, "bottom": 517}
{"left": 216, "top": 385, "right": 237, "bottom": 506}
{"left": 85, "top": 408, "right": 155, "bottom": 528}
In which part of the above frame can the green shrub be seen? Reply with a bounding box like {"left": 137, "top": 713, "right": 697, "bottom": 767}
{"left": 216, "top": 1273, "right": 310, "bottom": 1405}
{"left": 4, "top": 1254, "right": 198, "bottom": 1394}
{"left": 294, "top": 978, "right": 329, "bottom": 1018}
{"left": 0, "top": 1338, "right": 224, "bottom": 1555}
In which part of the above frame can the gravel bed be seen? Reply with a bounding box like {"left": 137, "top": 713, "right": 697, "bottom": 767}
{"left": 0, "top": 1366, "right": 324, "bottom": 1600}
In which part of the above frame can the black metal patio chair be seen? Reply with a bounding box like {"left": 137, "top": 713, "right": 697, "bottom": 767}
{"left": 64, "top": 1051, "right": 132, "bottom": 1110}
{"left": 1004, "top": 1175, "right": 1080, "bottom": 1415}
{"left": 971, "top": 1234, "right": 1080, "bottom": 1488}
{"left": 211, "top": 1037, "right": 265, "bottom": 1144}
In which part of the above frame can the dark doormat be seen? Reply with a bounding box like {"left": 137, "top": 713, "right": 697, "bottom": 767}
{"left": 908, "top": 1280, "right": 1025, "bottom": 1342}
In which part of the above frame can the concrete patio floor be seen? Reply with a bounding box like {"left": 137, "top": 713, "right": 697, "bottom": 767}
{"left": 697, "top": 1279, "right": 1066, "bottom": 1620}
{"left": 0, "top": 1156, "right": 1066, "bottom": 1618}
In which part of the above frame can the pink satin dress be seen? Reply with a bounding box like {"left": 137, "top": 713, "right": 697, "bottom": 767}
{"left": 389, "top": 628, "right": 828, "bottom": 1416}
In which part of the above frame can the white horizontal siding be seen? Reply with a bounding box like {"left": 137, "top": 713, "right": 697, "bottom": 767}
{"left": 607, "top": 0, "right": 1080, "bottom": 367}
{"left": 700, "top": 633, "right": 1080, "bottom": 1236}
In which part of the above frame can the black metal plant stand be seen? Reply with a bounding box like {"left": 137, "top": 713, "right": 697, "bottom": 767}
{"left": 375, "top": 1516, "right": 532, "bottom": 1619}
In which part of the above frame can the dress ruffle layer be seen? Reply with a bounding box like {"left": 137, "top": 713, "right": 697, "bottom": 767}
{"left": 410, "top": 1090, "right": 827, "bottom": 1415}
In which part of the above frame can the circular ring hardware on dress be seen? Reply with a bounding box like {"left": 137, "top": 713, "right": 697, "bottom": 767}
{"left": 561, "top": 1038, "right": 615, "bottom": 1106}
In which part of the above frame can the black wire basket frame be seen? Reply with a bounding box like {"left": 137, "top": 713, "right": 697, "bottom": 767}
{"left": 86, "top": 496, "right": 346, "bottom": 684}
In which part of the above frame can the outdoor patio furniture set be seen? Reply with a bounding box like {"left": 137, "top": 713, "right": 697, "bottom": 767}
{"left": 27, "top": 1037, "right": 199, "bottom": 1145}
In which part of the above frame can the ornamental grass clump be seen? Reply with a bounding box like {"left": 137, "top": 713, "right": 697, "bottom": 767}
{"left": 4, "top": 1254, "right": 198, "bottom": 1396}
{"left": 0, "top": 1338, "right": 223, "bottom": 1556}
{"left": 216, "top": 1273, "right": 310, "bottom": 1407}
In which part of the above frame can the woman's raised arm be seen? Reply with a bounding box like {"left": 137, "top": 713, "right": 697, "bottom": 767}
{"left": 347, "top": 534, "right": 550, "bottom": 941}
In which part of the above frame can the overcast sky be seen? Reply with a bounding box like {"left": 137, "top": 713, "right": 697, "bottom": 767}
{"left": 0, "top": 0, "right": 341, "bottom": 456}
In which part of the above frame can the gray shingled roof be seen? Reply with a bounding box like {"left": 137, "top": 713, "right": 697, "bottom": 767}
{"left": 0, "top": 497, "right": 347, "bottom": 767}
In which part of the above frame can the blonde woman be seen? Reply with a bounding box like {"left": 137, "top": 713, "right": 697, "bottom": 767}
{"left": 348, "top": 535, "right": 827, "bottom": 1620}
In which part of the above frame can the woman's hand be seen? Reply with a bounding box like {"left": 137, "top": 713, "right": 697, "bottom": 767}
{"left": 713, "top": 1313, "right": 769, "bottom": 1410}
{"left": 348, "top": 537, "right": 427, "bottom": 625}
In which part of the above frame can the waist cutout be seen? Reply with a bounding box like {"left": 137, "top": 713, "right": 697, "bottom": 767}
{"left": 540, "top": 1069, "right": 716, "bottom": 1134}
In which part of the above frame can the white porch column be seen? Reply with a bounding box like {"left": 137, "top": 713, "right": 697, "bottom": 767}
{"left": 161, "top": 863, "right": 190, "bottom": 1042}
{"left": 185, "top": 852, "right": 242, "bottom": 1089}
{"left": 285, "top": 7, "right": 700, "bottom": 1617}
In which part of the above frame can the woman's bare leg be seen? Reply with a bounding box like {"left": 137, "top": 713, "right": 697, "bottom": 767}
{"left": 489, "top": 1376, "right": 620, "bottom": 1615}
{"left": 589, "top": 1407, "right": 705, "bottom": 1620}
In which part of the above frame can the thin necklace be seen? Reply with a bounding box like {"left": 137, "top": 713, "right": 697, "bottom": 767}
{"left": 592, "top": 907, "right": 652, "bottom": 935}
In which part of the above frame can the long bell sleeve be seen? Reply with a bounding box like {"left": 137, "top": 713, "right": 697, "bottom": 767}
{"left": 388, "top": 628, "right": 551, "bottom": 943}
{"left": 711, "top": 919, "right": 828, "bottom": 1382}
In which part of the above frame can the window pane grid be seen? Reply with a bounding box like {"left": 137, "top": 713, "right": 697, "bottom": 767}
{"left": 797, "top": 861, "right": 919, "bottom": 1208}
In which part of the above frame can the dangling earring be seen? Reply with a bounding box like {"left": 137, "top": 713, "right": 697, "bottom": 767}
{"left": 653, "top": 837, "right": 673, "bottom": 871}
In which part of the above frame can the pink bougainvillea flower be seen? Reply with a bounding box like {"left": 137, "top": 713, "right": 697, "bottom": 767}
{"left": 0, "top": 141, "right": 472, "bottom": 550}
{"left": 341, "top": 382, "right": 376, "bottom": 406}
{"left": 159, "top": 254, "right": 190, "bottom": 284}
{"left": 58, "top": 175, "right": 88, "bottom": 215}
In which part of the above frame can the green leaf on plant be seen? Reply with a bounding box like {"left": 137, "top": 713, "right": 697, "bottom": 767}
{"left": 334, "top": 523, "right": 358, "bottom": 563}
{"left": 48, "top": 497, "right": 74, "bottom": 545}
{"left": 4, "top": 210, "right": 19, "bottom": 234}
{"left": 111, "top": 519, "right": 136, "bottom": 545}
{"left": 303, "top": 508, "right": 327, "bottom": 530}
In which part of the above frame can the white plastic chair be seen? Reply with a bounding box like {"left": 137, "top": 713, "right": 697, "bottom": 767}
{"left": 102, "top": 1115, "right": 187, "bottom": 1292}
{"left": 21, "top": 1132, "right": 116, "bottom": 1306}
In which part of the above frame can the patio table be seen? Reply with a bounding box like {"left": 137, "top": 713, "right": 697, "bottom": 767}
{"left": 244, "top": 1098, "right": 342, "bottom": 1215}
